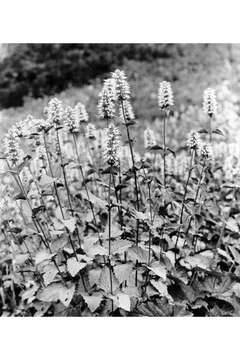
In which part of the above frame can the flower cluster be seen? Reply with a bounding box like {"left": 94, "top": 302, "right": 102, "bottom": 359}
{"left": 103, "top": 123, "right": 121, "bottom": 166}
{"left": 144, "top": 127, "right": 157, "bottom": 149}
{"left": 200, "top": 143, "right": 213, "bottom": 161}
{"left": 112, "top": 69, "right": 130, "bottom": 101}
{"left": 187, "top": 130, "right": 201, "bottom": 150}
{"left": 46, "top": 98, "right": 64, "bottom": 127}
{"left": 75, "top": 102, "right": 89, "bottom": 124}
{"left": 203, "top": 88, "right": 217, "bottom": 116}
{"left": 64, "top": 106, "right": 79, "bottom": 133}
{"left": 85, "top": 123, "right": 96, "bottom": 140}
{"left": 98, "top": 79, "right": 116, "bottom": 121}
{"left": 158, "top": 81, "right": 174, "bottom": 110}
{"left": 4, "top": 127, "right": 24, "bottom": 167}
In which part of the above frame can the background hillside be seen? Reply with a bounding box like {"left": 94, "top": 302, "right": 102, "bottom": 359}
{"left": 1, "top": 44, "right": 240, "bottom": 150}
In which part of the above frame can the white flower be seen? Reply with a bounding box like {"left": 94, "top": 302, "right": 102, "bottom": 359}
{"left": 203, "top": 88, "right": 217, "bottom": 116}
{"left": 112, "top": 69, "right": 130, "bottom": 101}
{"left": 158, "top": 81, "right": 174, "bottom": 109}
{"left": 46, "top": 98, "right": 64, "bottom": 127}
{"left": 119, "top": 100, "right": 135, "bottom": 122}
{"left": 187, "top": 130, "right": 201, "bottom": 150}
{"left": 144, "top": 127, "right": 156, "bottom": 149}
{"left": 64, "top": 106, "right": 80, "bottom": 133}
{"left": 98, "top": 78, "right": 116, "bottom": 121}
{"left": 103, "top": 123, "right": 121, "bottom": 165}
{"left": 200, "top": 143, "right": 213, "bottom": 161}
{"left": 85, "top": 123, "right": 96, "bottom": 139}
{"left": 74, "top": 102, "right": 89, "bottom": 124}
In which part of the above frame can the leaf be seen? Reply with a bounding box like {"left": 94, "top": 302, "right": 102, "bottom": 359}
{"left": 233, "top": 283, "right": 240, "bottom": 298}
{"left": 127, "top": 246, "right": 149, "bottom": 264}
{"left": 114, "top": 263, "right": 133, "bottom": 284}
{"left": 80, "top": 190, "right": 107, "bottom": 209}
{"left": 88, "top": 269, "right": 101, "bottom": 288}
{"left": 82, "top": 294, "right": 103, "bottom": 312}
{"left": 61, "top": 218, "right": 76, "bottom": 233}
{"left": 15, "top": 254, "right": 28, "bottom": 265}
{"left": 212, "top": 128, "right": 224, "bottom": 136}
{"left": 133, "top": 210, "right": 149, "bottom": 222}
{"left": 67, "top": 258, "right": 87, "bottom": 277}
{"left": 98, "top": 266, "right": 119, "bottom": 294}
{"left": 39, "top": 173, "right": 56, "bottom": 188}
{"left": 103, "top": 224, "right": 123, "bottom": 240}
{"left": 181, "top": 252, "right": 213, "bottom": 270}
{"left": 86, "top": 245, "right": 108, "bottom": 258}
{"left": 43, "top": 264, "right": 58, "bottom": 286}
{"left": 150, "top": 280, "right": 173, "bottom": 302}
{"left": 35, "top": 250, "right": 55, "bottom": 265}
{"left": 37, "top": 283, "right": 75, "bottom": 307}
{"left": 148, "top": 263, "right": 167, "bottom": 280}
{"left": 111, "top": 240, "right": 132, "bottom": 255}
{"left": 115, "top": 293, "right": 131, "bottom": 312}
{"left": 226, "top": 218, "right": 239, "bottom": 233}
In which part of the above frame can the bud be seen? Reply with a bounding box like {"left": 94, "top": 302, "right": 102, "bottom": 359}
{"left": 203, "top": 88, "right": 217, "bottom": 116}
{"left": 158, "top": 81, "right": 174, "bottom": 110}
{"left": 112, "top": 69, "right": 130, "bottom": 101}
{"left": 187, "top": 130, "right": 201, "bottom": 150}
{"left": 144, "top": 127, "right": 156, "bottom": 149}
{"left": 46, "top": 98, "right": 64, "bottom": 127}
{"left": 103, "top": 123, "right": 121, "bottom": 166}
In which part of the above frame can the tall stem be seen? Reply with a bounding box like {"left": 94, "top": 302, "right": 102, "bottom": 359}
{"left": 108, "top": 167, "right": 113, "bottom": 312}
{"left": 175, "top": 149, "right": 195, "bottom": 252}
{"left": 163, "top": 111, "right": 167, "bottom": 187}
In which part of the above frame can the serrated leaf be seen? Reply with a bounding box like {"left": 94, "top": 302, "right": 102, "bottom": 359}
{"left": 148, "top": 263, "right": 167, "bottom": 280}
{"left": 226, "top": 218, "right": 239, "bottom": 233}
{"left": 80, "top": 190, "right": 107, "bottom": 209}
{"left": 88, "top": 269, "right": 101, "bottom": 288}
{"left": 43, "top": 264, "right": 58, "bottom": 286}
{"left": 114, "top": 263, "right": 133, "bottom": 284}
{"left": 35, "top": 250, "right": 55, "bottom": 265}
{"left": 82, "top": 294, "right": 103, "bottom": 312}
{"left": 182, "top": 252, "right": 213, "bottom": 270}
{"left": 37, "top": 283, "right": 75, "bottom": 307}
{"left": 67, "top": 258, "right": 87, "bottom": 277}
{"left": 127, "top": 246, "right": 149, "bottom": 264}
{"left": 150, "top": 280, "right": 172, "bottom": 302}
{"left": 98, "top": 266, "right": 119, "bottom": 294}
{"left": 61, "top": 217, "right": 76, "bottom": 233}
{"left": 111, "top": 240, "right": 132, "bottom": 255}
{"left": 15, "top": 253, "right": 28, "bottom": 265}
{"left": 115, "top": 293, "right": 131, "bottom": 312}
{"left": 39, "top": 173, "right": 56, "bottom": 188}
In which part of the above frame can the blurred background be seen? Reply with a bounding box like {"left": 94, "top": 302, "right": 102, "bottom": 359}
{"left": 0, "top": 44, "right": 240, "bottom": 151}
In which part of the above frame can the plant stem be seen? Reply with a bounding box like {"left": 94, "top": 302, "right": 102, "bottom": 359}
{"left": 163, "top": 111, "right": 167, "bottom": 187}
{"left": 175, "top": 149, "right": 195, "bottom": 253}
{"left": 108, "top": 166, "right": 114, "bottom": 313}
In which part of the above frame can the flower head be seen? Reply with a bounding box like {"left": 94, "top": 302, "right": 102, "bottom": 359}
{"left": 203, "top": 88, "right": 217, "bottom": 116}
{"left": 187, "top": 130, "right": 201, "bottom": 150}
{"left": 46, "top": 98, "right": 64, "bottom": 127}
{"left": 158, "top": 81, "right": 174, "bottom": 110}
{"left": 200, "top": 143, "right": 213, "bottom": 161}
{"left": 4, "top": 127, "right": 24, "bottom": 167}
{"left": 85, "top": 123, "right": 96, "bottom": 140}
{"left": 74, "top": 102, "right": 89, "bottom": 124}
{"left": 64, "top": 106, "right": 79, "bottom": 133}
{"left": 144, "top": 127, "right": 156, "bottom": 149}
{"left": 119, "top": 100, "right": 135, "bottom": 122}
{"left": 112, "top": 69, "right": 130, "bottom": 101}
{"left": 98, "top": 78, "right": 116, "bottom": 121}
{"left": 103, "top": 123, "right": 121, "bottom": 166}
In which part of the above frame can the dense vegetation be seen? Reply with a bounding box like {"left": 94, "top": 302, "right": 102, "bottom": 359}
{"left": 1, "top": 69, "right": 240, "bottom": 316}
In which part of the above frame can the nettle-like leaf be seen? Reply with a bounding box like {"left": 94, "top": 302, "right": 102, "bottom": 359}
{"left": 82, "top": 294, "right": 103, "bottom": 312}
{"left": 127, "top": 245, "right": 149, "bottom": 264}
{"left": 115, "top": 293, "right": 131, "bottom": 312}
{"left": 61, "top": 218, "right": 76, "bottom": 233}
{"left": 39, "top": 173, "right": 56, "bottom": 188}
{"left": 226, "top": 218, "right": 239, "bottom": 233}
{"left": 103, "top": 224, "right": 123, "bottom": 240}
{"left": 110, "top": 240, "right": 132, "bottom": 255}
{"left": 15, "top": 253, "right": 29, "bottom": 265}
{"left": 114, "top": 263, "right": 133, "bottom": 284}
{"left": 150, "top": 280, "right": 173, "bottom": 303}
{"left": 148, "top": 262, "right": 167, "bottom": 280}
{"left": 35, "top": 250, "right": 56, "bottom": 265}
{"left": 88, "top": 269, "right": 101, "bottom": 288}
{"left": 98, "top": 266, "right": 119, "bottom": 294}
{"left": 180, "top": 251, "right": 214, "bottom": 270}
{"left": 79, "top": 190, "right": 107, "bottom": 209}
{"left": 37, "top": 283, "right": 75, "bottom": 307}
{"left": 43, "top": 264, "right": 58, "bottom": 286}
{"left": 67, "top": 257, "right": 87, "bottom": 277}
